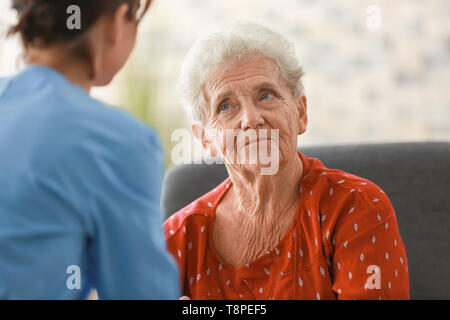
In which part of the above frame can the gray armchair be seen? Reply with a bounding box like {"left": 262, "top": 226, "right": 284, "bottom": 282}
{"left": 161, "top": 142, "right": 450, "bottom": 300}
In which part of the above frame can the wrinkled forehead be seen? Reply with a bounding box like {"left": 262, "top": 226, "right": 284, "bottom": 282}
{"left": 202, "top": 55, "right": 284, "bottom": 103}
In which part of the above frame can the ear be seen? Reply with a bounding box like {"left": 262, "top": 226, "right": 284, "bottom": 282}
{"left": 105, "top": 4, "right": 130, "bottom": 46}
{"left": 192, "top": 123, "right": 217, "bottom": 158}
{"left": 296, "top": 94, "right": 308, "bottom": 135}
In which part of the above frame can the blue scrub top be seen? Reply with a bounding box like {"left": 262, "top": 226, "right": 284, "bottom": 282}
{"left": 0, "top": 65, "right": 180, "bottom": 299}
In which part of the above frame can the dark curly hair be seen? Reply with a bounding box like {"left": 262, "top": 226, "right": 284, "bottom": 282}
{"left": 8, "top": 0, "right": 152, "bottom": 48}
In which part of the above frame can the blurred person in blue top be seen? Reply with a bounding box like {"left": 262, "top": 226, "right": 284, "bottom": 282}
{"left": 0, "top": 0, "right": 180, "bottom": 299}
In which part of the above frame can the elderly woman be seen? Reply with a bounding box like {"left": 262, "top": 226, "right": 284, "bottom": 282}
{"left": 164, "top": 22, "right": 409, "bottom": 300}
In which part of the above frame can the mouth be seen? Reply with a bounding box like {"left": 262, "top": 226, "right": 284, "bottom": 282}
{"left": 244, "top": 137, "right": 271, "bottom": 147}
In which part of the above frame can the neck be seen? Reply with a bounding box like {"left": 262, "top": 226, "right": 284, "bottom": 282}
{"left": 228, "top": 150, "right": 303, "bottom": 224}
{"left": 26, "top": 46, "right": 94, "bottom": 92}
{"left": 217, "top": 151, "right": 303, "bottom": 265}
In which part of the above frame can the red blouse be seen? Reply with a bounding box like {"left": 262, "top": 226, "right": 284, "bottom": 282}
{"left": 163, "top": 151, "right": 410, "bottom": 300}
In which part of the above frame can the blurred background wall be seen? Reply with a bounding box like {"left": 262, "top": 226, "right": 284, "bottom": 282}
{"left": 1, "top": 0, "right": 449, "bottom": 168}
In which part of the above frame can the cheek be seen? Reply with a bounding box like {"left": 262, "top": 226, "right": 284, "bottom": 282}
{"left": 128, "top": 27, "right": 138, "bottom": 50}
{"left": 120, "top": 29, "right": 137, "bottom": 61}
{"left": 205, "top": 117, "right": 225, "bottom": 151}
{"left": 272, "top": 104, "right": 299, "bottom": 148}
{"left": 208, "top": 114, "right": 223, "bottom": 134}
{"left": 112, "top": 25, "right": 137, "bottom": 66}
{"left": 208, "top": 120, "right": 239, "bottom": 159}
{"left": 270, "top": 103, "right": 296, "bottom": 134}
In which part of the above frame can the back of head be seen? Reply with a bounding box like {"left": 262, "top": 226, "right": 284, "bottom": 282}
{"left": 7, "top": 0, "right": 152, "bottom": 84}
{"left": 8, "top": 0, "right": 151, "bottom": 48}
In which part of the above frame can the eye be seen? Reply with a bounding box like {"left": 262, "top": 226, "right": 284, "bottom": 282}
{"left": 219, "top": 103, "right": 232, "bottom": 112}
{"left": 260, "top": 93, "right": 273, "bottom": 100}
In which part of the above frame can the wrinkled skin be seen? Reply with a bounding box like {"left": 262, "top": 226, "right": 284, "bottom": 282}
{"left": 193, "top": 55, "right": 308, "bottom": 267}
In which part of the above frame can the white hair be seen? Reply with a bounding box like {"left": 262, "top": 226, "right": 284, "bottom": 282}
{"left": 177, "top": 21, "right": 305, "bottom": 123}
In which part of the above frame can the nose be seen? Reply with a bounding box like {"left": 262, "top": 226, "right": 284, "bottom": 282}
{"left": 240, "top": 100, "right": 265, "bottom": 130}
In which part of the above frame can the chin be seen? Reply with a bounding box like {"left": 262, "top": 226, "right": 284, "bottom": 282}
{"left": 94, "top": 76, "right": 114, "bottom": 87}
{"left": 235, "top": 161, "right": 281, "bottom": 176}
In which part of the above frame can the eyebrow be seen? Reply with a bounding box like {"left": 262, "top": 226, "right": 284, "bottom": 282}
{"left": 212, "top": 81, "right": 279, "bottom": 108}
{"left": 213, "top": 90, "right": 234, "bottom": 108}
{"left": 252, "top": 81, "right": 279, "bottom": 92}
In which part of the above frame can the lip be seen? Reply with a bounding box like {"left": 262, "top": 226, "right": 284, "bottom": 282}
{"left": 244, "top": 138, "right": 269, "bottom": 147}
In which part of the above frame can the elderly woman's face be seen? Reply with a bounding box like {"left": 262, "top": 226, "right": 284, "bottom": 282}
{"left": 200, "top": 55, "right": 307, "bottom": 173}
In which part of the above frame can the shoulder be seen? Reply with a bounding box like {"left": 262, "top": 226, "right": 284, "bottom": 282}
{"left": 314, "top": 168, "right": 386, "bottom": 198}
{"left": 0, "top": 77, "right": 12, "bottom": 98}
{"left": 59, "top": 87, "right": 158, "bottom": 145}
{"left": 302, "top": 158, "right": 394, "bottom": 225}
{"left": 24, "top": 98, "right": 163, "bottom": 201}
{"left": 2, "top": 67, "right": 155, "bottom": 145}
{"left": 163, "top": 178, "right": 230, "bottom": 240}
{"left": 297, "top": 159, "right": 399, "bottom": 256}
{"left": 48, "top": 88, "right": 162, "bottom": 165}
